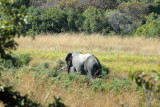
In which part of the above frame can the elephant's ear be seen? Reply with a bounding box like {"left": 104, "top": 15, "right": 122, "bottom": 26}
{"left": 65, "top": 53, "right": 72, "bottom": 61}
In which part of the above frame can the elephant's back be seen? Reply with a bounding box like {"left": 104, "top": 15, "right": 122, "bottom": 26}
{"left": 87, "top": 55, "right": 101, "bottom": 68}
{"left": 74, "top": 54, "right": 92, "bottom": 64}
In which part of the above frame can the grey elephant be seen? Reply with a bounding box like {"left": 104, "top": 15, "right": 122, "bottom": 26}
{"left": 65, "top": 52, "right": 102, "bottom": 78}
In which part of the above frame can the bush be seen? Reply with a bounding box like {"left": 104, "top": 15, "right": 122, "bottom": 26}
{"left": 135, "top": 13, "right": 160, "bottom": 37}
{"left": 67, "top": 9, "right": 85, "bottom": 32}
{"left": 68, "top": 72, "right": 90, "bottom": 83}
{"left": 118, "top": 1, "right": 149, "bottom": 22}
{"left": 42, "top": 8, "right": 68, "bottom": 33}
{"left": 102, "top": 65, "right": 110, "bottom": 79}
{"left": 15, "top": 0, "right": 30, "bottom": 8}
{"left": 26, "top": 6, "right": 45, "bottom": 36}
{"left": 27, "top": 7, "right": 68, "bottom": 36}
{"left": 0, "top": 85, "right": 40, "bottom": 107}
{"left": 149, "top": 0, "right": 160, "bottom": 14}
{"left": 89, "top": 0, "right": 119, "bottom": 10}
{"left": 40, "top": 62, "right": 50, "bottom": 68}
{"left": 0, "top": 53, "right": 31, "bottom": 68}
{"left": 117, "top": 0, "right": 132, "bottom": 4}
{"left": 105, "top": 10, "right": 132, "bottom": 34}
{"left": 59, "top": 72, "right": 90, "bottom": 87}
{"left": 0, "top": 0, "right": 27, "bottom": 59}
{"left": 91, "top": 78, "right": 107, "bottom": 92}
{"left": 53, "top": 59, "right": 66, "bottom": 71}
{"left": 82, "top": 7, "right": 110, "bottom": 34}
{"left": 109, "top": 78, "right": 131, "bottom": 93}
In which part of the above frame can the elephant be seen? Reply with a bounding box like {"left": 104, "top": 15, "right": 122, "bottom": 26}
{"left": 65, "top": 52, "right": 102, "bottom": 78}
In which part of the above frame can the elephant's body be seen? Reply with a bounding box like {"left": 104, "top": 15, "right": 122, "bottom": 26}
{"left": 65, "top": 52, "right": 102, "bottom": 78}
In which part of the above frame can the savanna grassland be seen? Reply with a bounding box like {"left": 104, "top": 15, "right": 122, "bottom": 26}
{"left": 1, "top": 33, "right": 160, "bottom": 107}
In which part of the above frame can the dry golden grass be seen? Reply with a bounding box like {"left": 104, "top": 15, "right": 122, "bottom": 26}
{"left": 16, "top": 33, "right": 160, "bottom": 55}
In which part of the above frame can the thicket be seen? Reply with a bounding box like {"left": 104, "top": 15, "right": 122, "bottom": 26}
{"left": 0, "top": 0, "right": 27, "bottom": 59}
{"left": 136, "top": 13, "right": 160, "bottom": 37}
{"left": 23, "top": 0, "right": 160, "bottom": 37}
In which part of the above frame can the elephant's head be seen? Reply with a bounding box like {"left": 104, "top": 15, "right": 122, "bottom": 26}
{"left": 65, "top": 53, "right": 72, "bottom": 73}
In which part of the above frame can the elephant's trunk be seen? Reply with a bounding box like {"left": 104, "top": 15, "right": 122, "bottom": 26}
{"left": 95, "top": 69, "right": 102, "bottom": 78}
{"left": 59, "top": 64, "right": 67, "bottom": 71}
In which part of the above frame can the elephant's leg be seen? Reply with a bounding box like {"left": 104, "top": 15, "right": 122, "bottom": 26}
{"left": 75, "top": 65, "right": 87, "bottom": 75}
{"left": 85, "top": 62, "right": 100, "bottom": 78}
{"left": 84, "top": 61, "right": 94, "bottom": 78}
{"left": 89, "top": 66, "right": 97, "bottom": 78}
{"left": 69, "top": 67, "right": 76, "bottom": 73}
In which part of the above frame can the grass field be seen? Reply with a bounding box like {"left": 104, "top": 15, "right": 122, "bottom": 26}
{"left": 0, "top": 33, "right": 160, "bottom": 107}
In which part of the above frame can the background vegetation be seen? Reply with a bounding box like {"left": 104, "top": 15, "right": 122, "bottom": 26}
{"left": 19, "top": 0, "right": 160, "bottom": 37}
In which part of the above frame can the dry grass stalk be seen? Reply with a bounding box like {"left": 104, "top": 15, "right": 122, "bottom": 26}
{"left": 16, "top": 33, "right": 160, "bottom": 55}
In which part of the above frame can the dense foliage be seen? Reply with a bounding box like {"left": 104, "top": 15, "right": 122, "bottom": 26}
{"left": 22, "top": 0, "right": 160, "bottom": 37}
{"left": 0, "top": 0, "right": 27, "bottom": 59}
{"left": 136, "top": 13, "right": 160, "bottom": 37}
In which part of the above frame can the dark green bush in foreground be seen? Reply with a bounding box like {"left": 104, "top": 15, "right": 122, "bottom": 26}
{"left": 0, "top": 85, "right": 68, "bottom": 107}
{"left": 0, "top": 53, "right": 31, "bottom": 68}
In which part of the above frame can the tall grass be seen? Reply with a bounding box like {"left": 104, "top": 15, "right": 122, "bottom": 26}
{"left": 1, "top": 33, "right": 159, "bottom": 106}
{"left": 16, "top": 33, "right": 160, "bottom": 55}
{"left": 15, "top": 33, "right": 160, "bottom": 73}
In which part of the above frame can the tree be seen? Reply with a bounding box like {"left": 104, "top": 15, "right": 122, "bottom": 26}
{"left": 149, "top": 0, "right": 160, "bottom": 14}
{"left": 15, "top": 0, "right": 31, "bottom": 8}
{"left": 89, "top": 0, "right": 119, "bottom": 10}
{"left": 0, "top": 0, "right": 27, "bottom": 59}
{"left": 105, "top": 10, "right": 132, "bottom": 34}
{"left": 135, "top": 13, "right": 160, "bottom": 37}
{"left": 82, "top": 7, "right": 110, "bottom": 34}
{"left": 118, "top": 1, "right": 149, "bottom": 22}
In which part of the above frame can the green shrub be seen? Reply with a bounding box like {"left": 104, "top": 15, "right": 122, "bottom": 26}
{"left": 27, "top": 7, "right": 68, "bottom": 36}
{"left": 117, "top": 0, "right": 132, "bottom": 4}
{"left": 40, "top": 62, "right": 50, "bottom": 69}
{"left": 135, "top": 13, "right": 160, "bottom": 37}
{"left": 42, "top": 8, "right": 68, "bottom": 33}
{"left": 67, "top": 72, "right": 90, "bottom": 83}
{"left": 15, "top": 0, "right": 30, "bottom": 8}
{"left": 149, "top": 0, "right": 160, "bottom": 14}
{"left": 12, "top": 53, "right": 31, "bottom": 67}
{"left": 53, "top": 59, "right": 66, "bottom": 71}
{"left": 102, "top": 65, "right": 110, "bottom": 79}
{"left": 0, "top": 59, "right": 13, "bottom": 69}
{"left": 0, "top": 53, "right": 31, "bottom": 68}
{"left": 91, "top": 78, "right": 107, "bottom": 92}
{"left": 105, "top": 10, "right": 132, "bottom": 34}
{"left": 82, "top": 7, "right": 110, "bottom": 34}
{"left": 26, "top": 6, "right": 45, "bottom": 36}
{"left": 0, "top": 0, "right": 27, "bottom": 59}
{"left": 67, "top": 9, "right": 85, "bottom": 32}
{"left": 109, "top": 78, "right": 131, "bottom": 93}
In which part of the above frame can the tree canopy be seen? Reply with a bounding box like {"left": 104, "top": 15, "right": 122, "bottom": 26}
{"left": 0, "top": 0, "right": 27, "bottom": 59}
